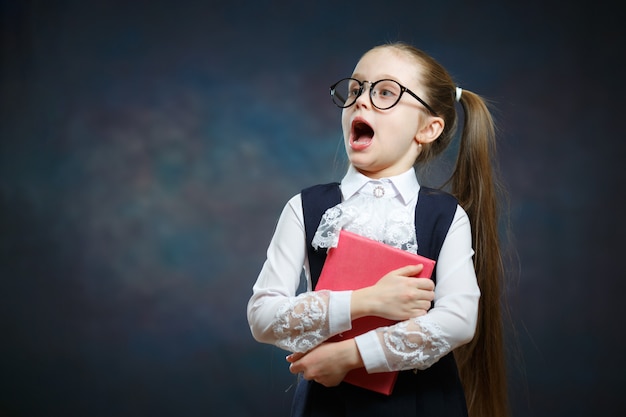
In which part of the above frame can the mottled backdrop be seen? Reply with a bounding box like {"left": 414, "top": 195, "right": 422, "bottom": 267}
{"left": 1, "top": 1, "right": 625, "bottom": 416}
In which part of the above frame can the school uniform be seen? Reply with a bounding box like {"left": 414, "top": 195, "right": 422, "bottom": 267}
{"left": 247, "top": 166, "right": 479, "bottom": 417}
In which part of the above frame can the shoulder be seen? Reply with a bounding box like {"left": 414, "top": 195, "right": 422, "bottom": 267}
{"left": 286, "top": 193, "right": 302, "bottom": 208}
{"left": 418, "top": 186, "right": 458, "bottom": 207}
{"left": 275, "top": 193, "right": 303, "bottom": 224}
{"left": 418, "top": 188, "right": 468, "bottom": 224}
{"left": 281, "top": 182, "right": 341, "bottom": 220}
{"left": 301, "top": 182, "right": 342, "bottom": 207}
{"left": 301, "top": 182, "right": 341, "bottom": 196}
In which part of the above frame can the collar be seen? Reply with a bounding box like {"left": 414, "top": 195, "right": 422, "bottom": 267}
{"left": 340, "top": 165, "right": 420, "bottom": 206}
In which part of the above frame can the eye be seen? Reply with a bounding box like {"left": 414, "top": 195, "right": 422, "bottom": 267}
{"left": 373, "top": 81, "right": 400, "bottom": 99}
{"left": 347, "top": 81, "right": 361, "bottom": 97}
{"left": 379, "top": 88, "right": 396, "bottom": 97}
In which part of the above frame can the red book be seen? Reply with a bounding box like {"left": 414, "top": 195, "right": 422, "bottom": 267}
{"left": 314, "top": 229, "right": 435, "bottom": 395}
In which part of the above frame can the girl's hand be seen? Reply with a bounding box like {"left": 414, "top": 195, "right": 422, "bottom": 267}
{"left": 352, "top": 264, "right": 435, "bottom": 321}
{"left": 286, "top": 340, "right": 363, "bottom": 387}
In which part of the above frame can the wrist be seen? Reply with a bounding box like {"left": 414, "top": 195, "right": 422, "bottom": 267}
{"left": 350, "top": 287, "right": 373, "bottom": 319}
{"left": 339, "top": 339, "right": 364, "bottom": 371}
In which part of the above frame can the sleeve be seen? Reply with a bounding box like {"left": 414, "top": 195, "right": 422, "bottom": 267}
{"left": 246, "top": 194, "right": 353, "bottom": 353}
{"left": 354, "top": 205, "right": 480, "bottom": 373}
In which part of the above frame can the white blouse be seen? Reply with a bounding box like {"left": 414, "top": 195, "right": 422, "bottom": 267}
{"left": 247, "top": 166, "right": 480, "bottom": 373}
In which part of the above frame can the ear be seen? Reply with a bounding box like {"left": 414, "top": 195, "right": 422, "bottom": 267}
{"left": 415, "top": 116, "right": 445, "bottom": 144}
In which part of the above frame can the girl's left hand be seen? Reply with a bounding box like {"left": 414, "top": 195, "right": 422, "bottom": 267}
{"left": 286, "top": 340, "right": 363, "bottom": 387}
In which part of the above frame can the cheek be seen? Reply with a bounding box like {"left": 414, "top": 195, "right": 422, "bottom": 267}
{"left": 397, "top": 111, "right": 421, "bottom": 140}
{"left": 341, "top": 110, "right": 350, "bottom": 139}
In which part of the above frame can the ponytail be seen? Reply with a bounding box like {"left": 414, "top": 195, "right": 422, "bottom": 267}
{"left": 450, "top": 90, "right": 509, "bottom": 417}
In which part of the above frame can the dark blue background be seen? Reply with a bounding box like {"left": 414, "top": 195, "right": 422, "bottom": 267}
{"left": 1, "top": 1, "right": 625, "bottom": 416}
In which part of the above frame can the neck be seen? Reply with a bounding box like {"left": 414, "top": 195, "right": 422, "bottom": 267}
{"left": 351, "top": 164, "right": 413, "bottom": 180}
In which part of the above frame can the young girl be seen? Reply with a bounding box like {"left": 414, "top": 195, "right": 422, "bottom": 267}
{"left": 247, "top": 42, "right": 508, "bottom": 417}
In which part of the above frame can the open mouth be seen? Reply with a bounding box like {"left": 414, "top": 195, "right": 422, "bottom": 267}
{"left": 350, "top": 119, "right": 374, "bottom": 148}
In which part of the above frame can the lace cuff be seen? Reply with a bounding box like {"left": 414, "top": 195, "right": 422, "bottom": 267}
{"left": 271, "top": 290, "right": 332, "bottom": 353}
{"left": 366, "top": 315, "right": 452, "bottom": 372}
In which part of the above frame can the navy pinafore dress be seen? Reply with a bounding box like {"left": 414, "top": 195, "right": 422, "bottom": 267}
{"left": 292, "top": 183, "right": 468, "bottom": 417}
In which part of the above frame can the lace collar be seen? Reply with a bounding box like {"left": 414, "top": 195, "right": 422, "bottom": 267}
{"left": 312, "top": 166, "right": 420, "bottom": 253}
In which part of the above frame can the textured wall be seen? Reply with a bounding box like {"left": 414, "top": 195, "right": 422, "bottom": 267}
{"left": 1, "top": 1, "right": 625, "bottom": 416}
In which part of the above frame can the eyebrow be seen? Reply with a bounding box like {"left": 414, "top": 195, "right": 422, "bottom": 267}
{"left": 351, "top": 73, "right": 400, "bottom": 81}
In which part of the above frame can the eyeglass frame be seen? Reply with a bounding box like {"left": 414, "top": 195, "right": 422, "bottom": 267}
{"left": 329, "top": 77, "right": 438, "bottom": 115}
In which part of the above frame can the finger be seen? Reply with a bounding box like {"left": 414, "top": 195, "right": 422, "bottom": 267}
{"left": 415, "top": 299, "right": 433, "bottom": 310}
{"left": 391, "top": 264, "right": 425, "bottom": 276}
{"left": 415, "top": 289, "right": 435, "bottom": 302}
{"left": 286, "top": 352, "right": 305, "bottom": 363}
{"left": 414, "top": 277, "right": 435, "bottom": 291}
{"left": 411, "top": 309, "right": 428, "bottom": 318}
{"left": 288, "top": 361, "right": 302, "bottom": 374}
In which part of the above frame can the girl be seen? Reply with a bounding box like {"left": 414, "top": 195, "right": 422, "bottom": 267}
{"left": 247, "top": 42, "right": 508, "bottom": 417}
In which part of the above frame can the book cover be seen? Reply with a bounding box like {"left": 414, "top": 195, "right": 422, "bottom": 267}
{"left": 314, "top": 229, "right": 435, "bottom": 395}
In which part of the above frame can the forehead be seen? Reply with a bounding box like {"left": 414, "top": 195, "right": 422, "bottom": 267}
{"left": 351, "top": 47, "right": 422, "bottom": 86}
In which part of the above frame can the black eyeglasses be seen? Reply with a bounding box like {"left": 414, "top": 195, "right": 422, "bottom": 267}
{"left": 329, "top": 78, "right": 437, "bottom": 115}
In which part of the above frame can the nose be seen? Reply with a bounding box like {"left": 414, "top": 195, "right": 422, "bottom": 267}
{"left": 354, "top": 81, "right": 372, "bottom": 108}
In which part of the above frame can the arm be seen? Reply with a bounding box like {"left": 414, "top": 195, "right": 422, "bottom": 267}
{"left": 355, "top": 205, "right": 480, "bottom": 373}
{"left": 286, "top": 264, "right": 436, "bottom": 387}
{"left": 246, "top": 195, "right": 353, "bottom": 353}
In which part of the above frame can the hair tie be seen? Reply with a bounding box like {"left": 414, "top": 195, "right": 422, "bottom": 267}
{"left": 455, "top": 87, "right": 463, "bottom": 102}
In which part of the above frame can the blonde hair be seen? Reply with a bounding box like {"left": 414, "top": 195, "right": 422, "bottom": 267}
{"left": 371, "top": 42, "right": 509, "bottom": 417}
